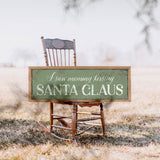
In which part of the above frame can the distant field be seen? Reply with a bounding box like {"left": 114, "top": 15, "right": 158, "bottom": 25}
{"left": 0, "top": 67, "right": 160, "bottom": 160}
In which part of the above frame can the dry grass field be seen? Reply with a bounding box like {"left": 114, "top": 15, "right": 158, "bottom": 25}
{"left": 0, "top": 67, "right": 160, "bottom": 160}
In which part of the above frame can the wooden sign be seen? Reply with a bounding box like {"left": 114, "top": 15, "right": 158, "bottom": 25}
{"left": 29, "top": 66, "right": 131, "bottom": 102}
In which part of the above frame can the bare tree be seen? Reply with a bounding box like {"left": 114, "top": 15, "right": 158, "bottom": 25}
{"left": 132, "top": 0, "right": 159, "bottom": 51}
{"left": 62, "top": 0, "right": 100, "bottom": 11}
{"left": 61, "top": 0, "right": 159, "bottom": 52}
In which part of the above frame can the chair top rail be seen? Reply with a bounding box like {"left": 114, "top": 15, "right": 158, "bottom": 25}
{"left": 41, "top": 37, "right": 75, "bottom": 50}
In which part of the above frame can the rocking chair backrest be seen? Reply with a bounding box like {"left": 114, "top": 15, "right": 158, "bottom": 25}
{"left": 41, "top": 36, "right": 76, "bottom": 67}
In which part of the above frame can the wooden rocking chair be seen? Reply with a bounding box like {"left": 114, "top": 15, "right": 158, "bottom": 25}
{"left": 38, "top": 36, "right": 106, "bottom": 142}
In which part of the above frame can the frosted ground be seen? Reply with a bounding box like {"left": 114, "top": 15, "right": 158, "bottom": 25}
{"left": 0, "top": 66, "right": 160, "bottom": 159}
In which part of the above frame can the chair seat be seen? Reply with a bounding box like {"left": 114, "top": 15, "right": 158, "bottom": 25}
{"left": 51, "top": 101, "right": 101, "bottom": 107}
{"left": 78, "top": 102, "right": 101, "bottom": 107}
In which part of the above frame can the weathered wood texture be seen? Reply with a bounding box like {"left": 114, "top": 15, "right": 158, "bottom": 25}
{"left": 43, "top": 38, "right": 75, "bottom": 49}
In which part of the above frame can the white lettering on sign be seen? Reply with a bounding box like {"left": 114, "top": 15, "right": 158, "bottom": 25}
{"left": 36, "top": 84, "right": 124, "bottom": 96}
{"left": 93, "top": 75, "right": 114, "bottom": 84}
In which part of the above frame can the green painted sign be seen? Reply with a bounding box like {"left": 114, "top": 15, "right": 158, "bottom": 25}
{"left": 29, "top": 66, "right": 131, "bottom": 102}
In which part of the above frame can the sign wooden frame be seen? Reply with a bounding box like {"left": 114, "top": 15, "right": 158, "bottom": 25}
{"left": 29, "top": 66, "right": 131, "bottom": 102}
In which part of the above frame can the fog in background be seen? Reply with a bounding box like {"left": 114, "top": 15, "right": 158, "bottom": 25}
{"left": 0, "top": 0, "right": 160, "bottom": 67}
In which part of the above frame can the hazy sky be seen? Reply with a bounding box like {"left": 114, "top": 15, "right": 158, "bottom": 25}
{"left": 0, "top": 0, "right": 160, "bottom": 66}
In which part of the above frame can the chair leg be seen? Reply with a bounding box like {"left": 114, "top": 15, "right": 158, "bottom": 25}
{"left": 76, "top": 105, "right": 78, "bottom": 129}
{"left": 50, "top": 102, "right": 53, "bottom": 132}
{"left": 72, "top": 104, "right": 77, "bottom": 141}
{"left": 100, "top": 103, "right": 106, "bottom": 137}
